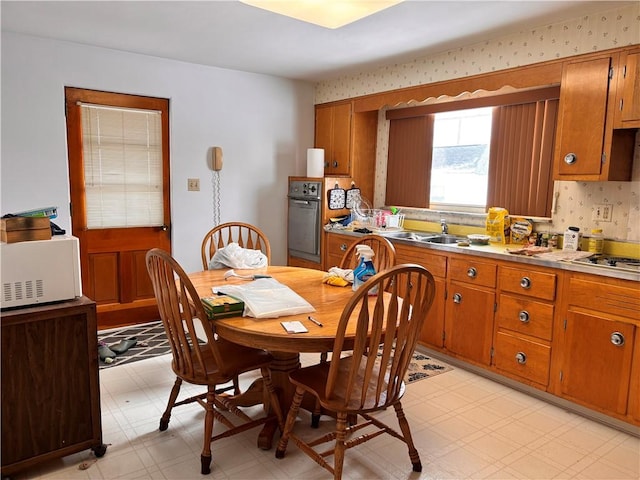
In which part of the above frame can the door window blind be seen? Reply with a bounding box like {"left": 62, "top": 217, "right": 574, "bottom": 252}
{"left": 81, "top": 103, "right": 163, "bottom": 229}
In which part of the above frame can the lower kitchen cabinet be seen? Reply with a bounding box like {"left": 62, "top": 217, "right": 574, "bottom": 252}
{"left": 444, "top": 256, "right": 497, "bottom": 365}
{"left": 628, "top": 332, "right": 640, "bottom": 422}
{"left": 559, "top": 311, "right": 634, "bottom": 415}
{"left": 1, "top": 297, "right": 106, "bottom": 477}
{"left": 324, "top": 232, "right": 357, "bottom": 270}
{"left": 394, "top": 243, "right": 447, "bottom": 348}
{"left": 554, "top": 273, "right": 639, "bottom": 419}
{"left": 493, "top": 265, "right": 557, "bottom": 388}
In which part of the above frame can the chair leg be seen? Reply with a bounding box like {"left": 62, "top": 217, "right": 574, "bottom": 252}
{"left": 275, "top": 387, "right": 304, "bottom": 459}
{"left": 200, "top": 387, "right": 216, "bottom": 475}
{"left": 311, "top": 352, "right": 328, "bottom": 427}
{"left": 393, "top": 401, "right": 422, "bottom": 472}
{"left": 233, "top": 375, "right": 241, "bottom": 395}
{"left": 160, "top": 377, "right": 182, "bottom": 431}
{"left": 333, "top": 412, "right": 348, "bottom": 480}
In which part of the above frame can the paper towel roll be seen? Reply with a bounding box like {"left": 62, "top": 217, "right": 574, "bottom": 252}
{"left": 307, "top": 148, "right": 324, "bottom": 178}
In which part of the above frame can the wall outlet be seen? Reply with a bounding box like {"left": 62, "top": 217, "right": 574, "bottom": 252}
{"left": 592, "top": 203, "right": 612, "bottom": 222}
{"left": 187, "top": 178, "right": 200, "bottom": 191}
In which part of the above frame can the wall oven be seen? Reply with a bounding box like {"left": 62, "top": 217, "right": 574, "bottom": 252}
{"left": 288, "top": 180, "right": 322, "bottom": 263}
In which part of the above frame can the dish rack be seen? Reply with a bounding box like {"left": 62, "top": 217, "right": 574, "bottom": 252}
{"left": 351, "top": 209, "right": 404, "bottom": 230}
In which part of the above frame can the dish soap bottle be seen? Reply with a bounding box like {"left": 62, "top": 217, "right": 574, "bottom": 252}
{"left": 352, "top": 245, "right": 378, "bottom": 295}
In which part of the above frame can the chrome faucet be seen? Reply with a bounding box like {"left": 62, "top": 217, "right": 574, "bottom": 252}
{"left": 440, "top": 219, "right": 448, "bottom": 234}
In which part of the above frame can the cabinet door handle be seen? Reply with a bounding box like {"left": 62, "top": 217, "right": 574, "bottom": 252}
{"left": 564, "top": 153, "right": 577, "bottom": 164}
{"left": 324, "top": 161, "right": 329, "bottom": 168}
{"left": 610, "top": 332, "right": 625, "bottom": 346}
{"left": 515, "top": 352, "right": 527, "bottom": 364}
{"left": 453, "top": 293, "right": 462, "bottom": 304}
{"left": 467, "top": 267, "right": 477, "bottom": 278}
{"left": 332, "top": 160, "right": 338, "bottom": 168}
{"left": 520, "top": 277, "right": 532, "bottom": 289}
{"left": 340, "top": 243, "right": 348, "bottom": 252}
{"left": 518, "top": 310, "right": 530, "bottom": 323}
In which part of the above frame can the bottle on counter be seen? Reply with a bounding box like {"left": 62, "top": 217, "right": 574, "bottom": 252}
{"left": 588, "top": 229, "right": 604, "bottom": 254}
{"left": 352, "top": 245, "right": 378, "bottom": 295}
{"left": 563, "top": 226, "right": 581, "bottom": 251}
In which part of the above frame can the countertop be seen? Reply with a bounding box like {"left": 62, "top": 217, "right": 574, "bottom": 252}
{"left": 325, "top": 228, "right": 640, "bottom": 282}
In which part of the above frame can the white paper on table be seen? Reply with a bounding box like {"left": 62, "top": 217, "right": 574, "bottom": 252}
{"left": 212, "top": 277, "right": 315, "bottom": 319}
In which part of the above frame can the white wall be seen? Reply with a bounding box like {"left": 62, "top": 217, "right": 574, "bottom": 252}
{"left": 1, "top": 32, "right": 315, "bottom": 271}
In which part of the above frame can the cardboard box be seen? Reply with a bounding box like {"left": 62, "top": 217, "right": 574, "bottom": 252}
{"left": 1, "top": 216, "right": 51, "bottom": 243}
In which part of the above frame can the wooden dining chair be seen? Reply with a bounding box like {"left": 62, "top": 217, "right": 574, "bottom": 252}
{"left": 201, "top": 222, "right": 271, "bottom": 270}
{"left": 339, "top": 234, "right": 396, "bottom": 272}
{"left": 275, "top": 264, "right": 436, "bottom": 479}
{"left": 315, "top": 234, "right": 397, "bottom": 375}
{"left": 145, "top": 248, "right": 283, "bottom": 475}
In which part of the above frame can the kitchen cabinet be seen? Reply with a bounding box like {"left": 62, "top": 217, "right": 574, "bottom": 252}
{"left": 315, "top": 101, "right": 352, "bottom": 176}
{"left": 614, "top": 47, "right": 640, "bottom": 128}
{"left": 315, "top": 101, "right": 378, "bottom": 203}
{"left": 553, "top": 52, "right": 636, "bottom": 181}
{"left": 1, "top": 297, "right": 106, "bottom": 477}
{"left": 444, "top": 256, "right": 496, "bottom": 366}
{"left": 493, "top": 266, "right": 557, "bottom": 388}
{"left": 554, "top": 274, "right": 638, "bottom": 418}
{"left": 394, "top": 243, "right": 447, "bottom": 348}
{"left": 628, "top": 332, "right": 640, "bottom": 422}
{"left": 324, "top": 231, "right": 356, "bottom": 270}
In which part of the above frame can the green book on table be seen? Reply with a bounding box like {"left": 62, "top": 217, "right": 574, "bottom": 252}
{"left": 201, "top": 294, "right": 244, "bottom": 319}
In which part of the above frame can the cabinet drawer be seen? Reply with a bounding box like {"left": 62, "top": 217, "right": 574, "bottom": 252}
{"left": 395, "top": 244, "right": 447, "bottom": 278}
{"left": 497, "top": 294, "right": 554, "bottom": 341}
{"left": 499, "top": 266, "right": 556, "bottom": 301}
{"left": 449, "top": 257, "right": 496, "bottom": 288}
{"left": 567, "top": 277, "right": 640, "bottom": 320}
{"left": 325, "top": 234, "right": 354, "bottom": 267}
{"left": 493, "top": 330, "right": 551, "bottom": 386}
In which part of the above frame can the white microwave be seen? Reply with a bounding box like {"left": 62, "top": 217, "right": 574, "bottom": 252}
{"left": 1, "top": 235, "right": 82, "bottom": 308}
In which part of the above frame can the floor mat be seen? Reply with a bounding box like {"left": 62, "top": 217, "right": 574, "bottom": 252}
{"left": 98, "top": 321, "right": 171, "bottom": 369}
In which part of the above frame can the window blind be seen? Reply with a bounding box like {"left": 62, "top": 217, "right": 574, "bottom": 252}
{"left": 80, "top": 104, "right": 163, "bottom": 229}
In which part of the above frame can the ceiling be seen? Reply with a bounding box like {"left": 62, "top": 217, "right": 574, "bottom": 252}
{"left": 1, "top": 1, "right": 633, "bottom": 82}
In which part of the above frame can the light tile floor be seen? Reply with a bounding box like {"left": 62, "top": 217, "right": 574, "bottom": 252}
{"left": 17, "top": 352, "right": 640, "bottom": 480}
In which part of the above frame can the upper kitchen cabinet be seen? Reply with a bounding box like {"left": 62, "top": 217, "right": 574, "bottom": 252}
{"left": 315, "top": 100, "right": 378, "bottom": 202}
{"left": 614, "top": 47, "right": 640, "bottom": 128}
{"left": 315, "top": 101, "right": 352, "bottom": 176}
{"left": 553, "top": 52, "right": 636, "bottom": 181}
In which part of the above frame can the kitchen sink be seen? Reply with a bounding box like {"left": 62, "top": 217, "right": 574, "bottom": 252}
{"left": 380, "top": 231, "right": 465, "bottom": 244}
{"left": 379, "top": 231, "right": 430, "bottom": 241}
{"left": 420, "top": 234, "right": 466, "bottom": 244}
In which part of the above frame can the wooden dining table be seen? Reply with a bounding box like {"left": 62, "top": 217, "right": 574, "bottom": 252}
{"left": 188, "top": 265, "right": 357, "bottom": 447}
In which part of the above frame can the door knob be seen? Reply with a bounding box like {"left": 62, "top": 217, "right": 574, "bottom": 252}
{"left": 515, "top": 352, "right": 527, "bottom": 364}
{"left": 453, "top": 293, "right": 462, "bottom": 304}
{"left": 610, "top": 332, "right": 625, "bottom": 346}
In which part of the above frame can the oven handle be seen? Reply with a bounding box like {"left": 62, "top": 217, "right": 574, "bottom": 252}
{"left": 290, "top": 198, "right": 320, "bottom": 204}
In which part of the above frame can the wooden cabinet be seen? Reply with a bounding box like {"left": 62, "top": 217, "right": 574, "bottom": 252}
{"left": 614, "top": 47, "right": 640, "bottom": 128}
{"left": 555, "top": 274, "right": 639, "bottom": 418}
{"left": 315, "top": 101, "right": 377, "bottom": 203}
{"left": 493, "top": 266, "right": 557, "bottom": 388}
{"left": 315, "top": 101, "right": 352, "bottom": 176}
{"left": 394, "top": 243, "right": 447, "bottom": 348}
{"left": 553, "top": 52, "right": 636, "bottom": 181}
{"left": 1, "top": 297, "right": 106, "bottom": 477}
{"left": 444, "top": 256, "right": 496, "bottom": 366}
{"left": 324, "top": 232, "right": 356, "bottom": 270}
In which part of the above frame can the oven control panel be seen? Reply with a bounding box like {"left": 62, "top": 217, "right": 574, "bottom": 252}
{"left": 288, "top": 181, "right": 321, "bottom": 200}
